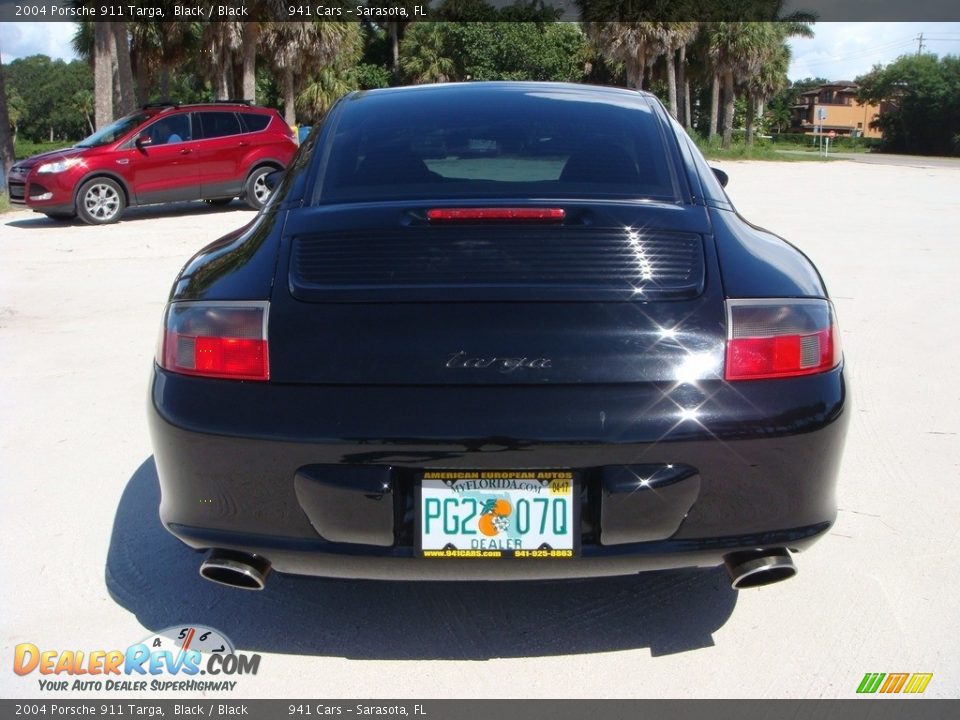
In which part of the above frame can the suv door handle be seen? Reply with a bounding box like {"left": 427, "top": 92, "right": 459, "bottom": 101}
{"left": 179, "top": 148, "right": 192, "bottom": 155}
{"left": 238, "top": 141, "right": 250, "bottom": 147}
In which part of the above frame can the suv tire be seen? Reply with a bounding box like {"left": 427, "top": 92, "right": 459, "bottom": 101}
{"left": 77, "top": 178, "right": 125, "bottom": 225}
{"left": 243, "top": 166, "right": 276, "bottom": 210}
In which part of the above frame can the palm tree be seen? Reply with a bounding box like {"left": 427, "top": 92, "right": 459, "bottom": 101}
{"left": 93, "top": 22, "right": 114, "bottom": 128}
{"left": 112, "top": 23, "right": 136, "bottom": 116}
{"left": 0, "top": 57, "right": 16, "bottom": 174}
{"left": 743, "top": 36, "right": 791, "bottom": 144}
{"left": 295, "top": 28, "right": 364, "bottom": 123}
{"left": 201, "top": 21, "right": 242, "bottom": 100}
{"left": 707, "top": 22, "right": 780, "bottom": 148}
{"left": 400, "top": 23, "right": 456, "bottom": 84}
{"left": 264, "top": 21, "right": 360, "bottom": 125}
{"left": 130, "top": 22, "right": 199, "bottom": 101}
{"left": 73, "top": 89, "right": 95, "bottom": 134}
{"left": 663, "top": 22, "right": 699, "bottom": 121}
{"left": 584, "top": 22, "right": 668, "bottom": 90}
{"left": 75, "top": 20, "right": 134, "bottom": 121}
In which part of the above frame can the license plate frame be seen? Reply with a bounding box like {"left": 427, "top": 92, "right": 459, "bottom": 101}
{"left": 415, "top": 470, "right": 580, "bottom": 559}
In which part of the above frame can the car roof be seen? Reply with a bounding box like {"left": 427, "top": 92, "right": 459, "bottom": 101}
{"left": 346, "top": 81, "right": 657, "bottom": 104}
{"left": 142, "top": 103, "right": 275, "bottom": 117}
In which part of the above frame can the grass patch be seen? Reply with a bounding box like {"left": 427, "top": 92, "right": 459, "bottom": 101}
{"left": 0, "top": 192, "right": 11, "bottom": 214}
{"left": 695, "top": 136, "right": 830, "bottom": 161}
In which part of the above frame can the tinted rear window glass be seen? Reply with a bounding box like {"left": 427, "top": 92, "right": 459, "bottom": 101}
{"left": 197, "top": 111, "right": 242, "bottom": 139}
{"left": 319, "top": 88, "right": 677, "bottom": 203}
{"left": 241, "top": 113, "right": 271, "bottom": 132}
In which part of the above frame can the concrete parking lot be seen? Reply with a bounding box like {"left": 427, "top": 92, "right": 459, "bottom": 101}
{"left": 1, "top": 160, "right": 958, "bottom": 699}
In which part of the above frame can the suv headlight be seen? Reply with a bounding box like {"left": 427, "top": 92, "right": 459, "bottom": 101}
{"left": 37, "top": 158, "right": 82, "bottom": 174}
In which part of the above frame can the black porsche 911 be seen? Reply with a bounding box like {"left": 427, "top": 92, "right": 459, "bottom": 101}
{"left": 148, "top": 82, "right": 848, "bottom": 591}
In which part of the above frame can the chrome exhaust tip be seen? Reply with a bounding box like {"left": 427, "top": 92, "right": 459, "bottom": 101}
{"left": 724, "top": 548, "right": 796, "bottom": 589}
{"left": 199, "top": 549, "right": 271, "bottom": 590}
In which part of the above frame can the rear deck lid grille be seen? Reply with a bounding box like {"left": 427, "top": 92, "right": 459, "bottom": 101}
{"left": 290, "top": 227, "right": 705, "bottom": 302}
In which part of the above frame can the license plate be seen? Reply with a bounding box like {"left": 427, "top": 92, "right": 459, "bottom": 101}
{"left": 416, "top": 470, "right": 578, "bottom": 558}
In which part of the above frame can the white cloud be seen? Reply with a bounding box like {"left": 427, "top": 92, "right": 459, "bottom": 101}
{"left": 1, "top": 22, "right": 80, "bottom": 64}
{"left": 788, "top": 21, "right": 960, "bottom": 82}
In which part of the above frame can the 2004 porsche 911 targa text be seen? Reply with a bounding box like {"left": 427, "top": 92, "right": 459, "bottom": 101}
{"left": 148, "top": 83, "right": 848, "bottom": 591}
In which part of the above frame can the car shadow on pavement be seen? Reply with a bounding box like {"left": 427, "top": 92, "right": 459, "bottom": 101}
{"left": 4, "top": 201, "right": 252, "bottom": 228}
{"left": 106, "top": 457, "right": 737, "bottom": 660}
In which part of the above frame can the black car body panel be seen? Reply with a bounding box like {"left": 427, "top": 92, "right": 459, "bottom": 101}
{"left": 149, "top": 83, "right": 848, "bottom": 585}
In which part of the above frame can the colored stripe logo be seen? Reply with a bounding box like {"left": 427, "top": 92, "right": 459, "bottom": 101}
{"left": 857, "top": 672, "right": 933, "bottom": 694}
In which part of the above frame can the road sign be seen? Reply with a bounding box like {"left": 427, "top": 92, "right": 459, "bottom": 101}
{"left": 817, "top": 108, "right": 828, "bottom": 120}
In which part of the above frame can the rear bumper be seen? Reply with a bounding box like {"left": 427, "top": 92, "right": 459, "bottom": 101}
{"left": 148, "top": 365, "right": 848, "bottom": 580}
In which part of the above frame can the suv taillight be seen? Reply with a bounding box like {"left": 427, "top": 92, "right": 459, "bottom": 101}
{"left": 725, "top": 299, "right": 841, "bottom": 381}
{"left": 158, "top": 301, "right": 269, "bottom": 381}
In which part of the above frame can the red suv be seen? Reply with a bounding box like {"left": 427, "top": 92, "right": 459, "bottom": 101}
{"left": 6, "top": 101, "right": 297, "bottom": 224}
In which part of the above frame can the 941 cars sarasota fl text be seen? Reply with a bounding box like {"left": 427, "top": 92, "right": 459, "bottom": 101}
{"left": 289, "top": 706, "right": 426, "bottom": 716}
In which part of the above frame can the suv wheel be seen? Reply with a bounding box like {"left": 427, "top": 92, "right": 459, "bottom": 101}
{"left": 243, "top": 166, "right": 275, "bottom": 210}
{"left": 77, "top": 178, "right": 125, "bottom": 225}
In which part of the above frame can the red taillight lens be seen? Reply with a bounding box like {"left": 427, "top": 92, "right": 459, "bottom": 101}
{"left": 158, "top": 302, "right": 269, "bottom": 381}
{"left": 427, "top": 208, "right": 565, "bottom": 223}
{"left": 725, "top": 299, "right": 841, "bottom": 381}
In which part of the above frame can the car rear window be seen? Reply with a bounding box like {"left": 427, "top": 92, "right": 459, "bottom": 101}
{"left": 241, "top": 113, "right": 271, "bottom": 133}
{"left": 318, "top": 88, "right": 678, "bottom": 204}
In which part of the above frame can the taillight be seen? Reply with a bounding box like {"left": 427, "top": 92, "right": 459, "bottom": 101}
{"left": 427, "top": 208, "right": 565, "bottom": 223}
{"left": 725, "top": 299, "right": 841, "bottom": 381}
{"left": 158, "top": 301, "right": 269, "bottom": 381}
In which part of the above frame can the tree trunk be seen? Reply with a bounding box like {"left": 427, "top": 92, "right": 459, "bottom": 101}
{"left": 134, "top": 56, "right": 150, "bottom": 104}
{"left": 665, "top": 47, "right": 678, "bottom": 120}
{"left": 390, "top": 23, "right": 399, "bottom": 69}
{"left": 111, "top": 22, "right": 136, "bottom": 116}
{"left": 94, "top": 22, "right": 114, "bottom": 129}
{"left": 709, "top": 72, "right": 719, "bottom": 140}
{"left": 721, "top": 68, "right": 735, "bottom": 149}
{"left": 160, "top": 68, "right": 170, "bottom": 99}
{"left": 677, "top": 45, "right": 687, "bottom": 127}
{"left": 745, "top": 92, "right": 756, "bottom": 146}
{"left": 0, "top": 61, "right": 15, "bottom": 174}
{"left": 232, "top": 57, "right": 244, "bottom": 100}
{"left": 86, "top": 113, "right": 95, "bottom": 134}
{"left": 283, "top": 66, "right": 295, "bottom": 126}
{"left": 241, "top": 23, "right": 258, "bottom": 103}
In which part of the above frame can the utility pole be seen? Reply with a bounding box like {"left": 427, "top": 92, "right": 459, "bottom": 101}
{"left": 916, "top": 32, "right": 926, "bottom": 54}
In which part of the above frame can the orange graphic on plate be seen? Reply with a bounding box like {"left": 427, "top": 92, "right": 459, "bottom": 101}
{"left": 478, "top": 499, "right": 512, "bottom": 536}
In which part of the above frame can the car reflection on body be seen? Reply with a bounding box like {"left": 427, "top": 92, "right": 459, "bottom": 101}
{"left": 148, "top": 83, "right": 848, "bottom": 591}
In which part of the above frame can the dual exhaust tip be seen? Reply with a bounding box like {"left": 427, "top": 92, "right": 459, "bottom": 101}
{"left": 724, "top": 548, "right": 797, "bottom": 589}
{"left": 199, "top": 549, "right": 271, "bottom": 590}
{"left": 197, "top": 547, "right": 797, "bottom": 591}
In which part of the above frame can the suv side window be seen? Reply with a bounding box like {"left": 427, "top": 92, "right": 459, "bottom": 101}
{"left": 197, "top": 111, "right": 242, "bottom": 140}
{"left": 240, "top": 113, "right": 271, "bottom": 133}
{"left": 145, "top": 113, "right": 192, "bottom": 144}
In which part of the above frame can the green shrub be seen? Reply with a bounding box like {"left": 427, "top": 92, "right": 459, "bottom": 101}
{"left": 15, "top": 139, "right": 73, "bottom": 160}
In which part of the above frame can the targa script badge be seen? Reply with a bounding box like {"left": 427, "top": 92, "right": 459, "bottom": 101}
{"left": 446, "top": 351, "right": 552, "bottom": 373}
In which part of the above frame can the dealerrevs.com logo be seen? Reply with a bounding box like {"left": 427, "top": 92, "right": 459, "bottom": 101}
{"left": 13, "top": 626, "right": 260, "bottom": 692}
{"left": 856, "top": 672, "right": 933, "bottom": 694}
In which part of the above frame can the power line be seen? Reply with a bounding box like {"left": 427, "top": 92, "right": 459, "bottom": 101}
{"left": 797, "top": 39, "right": 916, "bottom": 68}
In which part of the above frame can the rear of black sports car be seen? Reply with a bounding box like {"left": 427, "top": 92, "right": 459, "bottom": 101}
{"left": 148, "top": 83, "right": 848, "bottom": 591}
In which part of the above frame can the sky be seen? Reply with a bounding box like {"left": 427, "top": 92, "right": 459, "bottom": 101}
{"left": 2, "top": 20, "right": 960, "bottom": 82}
